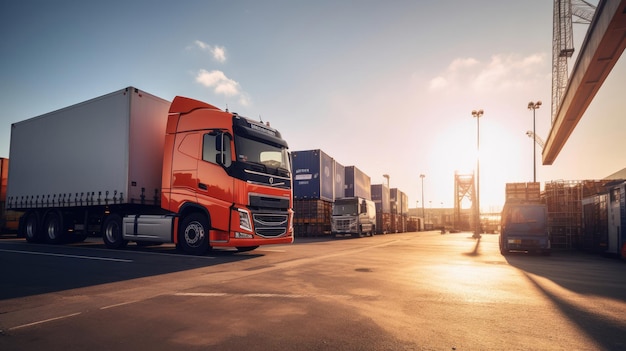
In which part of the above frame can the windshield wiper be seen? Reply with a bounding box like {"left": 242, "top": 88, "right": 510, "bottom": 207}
{"left": 246, "top": 161, "right": 267, "bottom": 173}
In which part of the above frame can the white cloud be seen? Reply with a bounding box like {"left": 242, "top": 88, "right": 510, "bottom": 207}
{"left": 196, "top": 69, "right": 240, "bottom": 96}
{"left": 238, "top": 93, "right": 251, "bottom": 107}
{"left": 449, "top": 57, "right": 479, "bottom": 72}
{"left": 211, "top": 46, "right": 226, "bottom": 63}
{"left": 429, "top": 53, "right": 547, "bottom": 93}
{"left": 193, "top": 40, "right": 227, "bottom": 63}
{"left": 194, "top": 40, "right": 210, "bottom": 51}
{"left": 429, "top": 76, "right": 448, "bottom": 90}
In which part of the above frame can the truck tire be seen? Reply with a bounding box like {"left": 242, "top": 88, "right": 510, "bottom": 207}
{"left": 352, "top": 227, "right": 363, "bottom": 238}
{"left": 179, "top": 213, "right": 210, "bottom": 255}
{"left": 43, "top": 210, "right": 64, "bottom": 244}
{"left": 23, "top": 210, "right": 41, "bottom": 243}
{"left": 102, "top": 214, "right": 128, "bottom": 249}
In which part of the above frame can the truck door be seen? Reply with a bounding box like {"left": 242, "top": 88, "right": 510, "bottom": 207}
{"left": 195, "top": 132, "right": 234, "bottom": 234}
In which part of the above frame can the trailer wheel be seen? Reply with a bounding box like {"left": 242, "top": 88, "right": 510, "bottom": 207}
{"left": 43, "top": 210, "right": 64, "bottom": 244}
{"left": 23, "top": 210, "right": 41, "bottom": 243}
{"left": 102, "top": 214, "right": 128, "bottom": 249}
{"left": 179, "top": 213, "right": 210, "bottom": 255}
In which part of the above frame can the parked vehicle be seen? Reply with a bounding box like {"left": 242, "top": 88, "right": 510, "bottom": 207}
{"left": 6, "top": 87, "right": 293, "bottom": 254}
{"left": 500, "top": 202, "right": 551, "bottom": 255}
{"left": 331, "top": 197, "right": 376, "bottom": 237}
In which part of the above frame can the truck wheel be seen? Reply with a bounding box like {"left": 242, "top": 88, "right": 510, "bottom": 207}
{"left": 179, "top": 213, "right": 210, "bottom": 255}
{"left": 102, "top": 214, "right": 128, "bottom": 249}
{"left": 43, "top": 210, "right": 65, "bottom": 244}
{"left": 23, "top": 210, "right": 41, "bottom": 243}
{"left": 352, "top": 229, "right": 363, "bottom": 238}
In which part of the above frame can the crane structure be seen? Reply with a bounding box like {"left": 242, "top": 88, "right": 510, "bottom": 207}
{"left": 552, "top": 0, "right": 597, "bottom": 122}
{"left": 454, "top": 171, "right": 476, "bottom": 231}
{"left": 526, "top": 130, "right": 546, "bottom": 149}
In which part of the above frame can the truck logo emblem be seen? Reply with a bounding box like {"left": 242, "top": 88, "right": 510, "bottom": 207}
{"left": 269, "top": 177, "right": 274, "bottom": 184}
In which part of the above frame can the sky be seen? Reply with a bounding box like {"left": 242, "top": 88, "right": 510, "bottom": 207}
{"left": 1, "top": 0, "right": 623, "bottom": 213}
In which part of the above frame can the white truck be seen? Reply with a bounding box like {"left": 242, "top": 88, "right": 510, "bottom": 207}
{"left": 331, "top": 197, "right": 376, "bottom": 237}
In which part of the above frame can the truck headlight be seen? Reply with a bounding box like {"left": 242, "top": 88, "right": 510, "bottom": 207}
{"left": 238, "top": 208, "right": 252, "bottom": 232}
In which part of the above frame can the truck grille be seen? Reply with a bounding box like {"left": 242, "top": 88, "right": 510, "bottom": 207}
{"left": 253, "top": 213, "right": 288, "bottom": 237}
{"left": 335, "top": 219, "right": 352, "bottom": 230}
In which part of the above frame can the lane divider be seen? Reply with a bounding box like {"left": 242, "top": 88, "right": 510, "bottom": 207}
{"left": 0, "top": 249, "right": 133, "bottom": 262}
{"left": 9, "top": 312, "right": 82, "bottom": 331}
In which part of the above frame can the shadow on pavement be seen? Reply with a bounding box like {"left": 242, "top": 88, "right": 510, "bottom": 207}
{"left": 0, "top": 237, "right": 261, "bottom": 300}
{"left": 507, "top": 252, "right": 626, "bottom": 350}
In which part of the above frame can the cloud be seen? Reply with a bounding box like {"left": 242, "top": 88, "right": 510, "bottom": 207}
{"left": 195, "top": 69, "right": 250, "bottom": 106}
{"left": 196, "top": 69, "right": 240, "bottom": 96}
{"left": 429, "top": 53, "right": 546, "bottom": 92}
{"left": 211, "top": 46, "right": 226, "bottom": 63}
{"left": 429, "top": 76, "right": 448, "bottom": 90}
{"left": 193, "top": 40, "right": 227, "bottom": 63}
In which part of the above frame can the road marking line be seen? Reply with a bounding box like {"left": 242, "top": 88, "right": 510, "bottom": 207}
{"left": 9, "top": 312, "right": 82, "bottom": 331}
{"left": 0, "top": 249, "right": 133, "bottom": 262}
{"left": 100, "top": 300, "right": 142, "bottom": 310}
{"left": 174, "top": 292, "right": 351, "bottom": 299}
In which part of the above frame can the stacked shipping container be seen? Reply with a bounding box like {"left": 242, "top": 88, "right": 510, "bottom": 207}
{"left": 291, "top": 150, "right": 411, "bottom": 237}
{"left": 371, "top": 184, "right": 391, "bottom": 234}
{"left": 390, "top": 188, "right": 409, "bottom": 232}
{"left": 344, "top": 166, "right": 371, "bottom": 200}
{"left": 291, "top": 150, "right": 335, "bottom": 236}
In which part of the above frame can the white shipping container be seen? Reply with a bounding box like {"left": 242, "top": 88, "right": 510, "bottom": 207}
{"left": 7, "top": 87, "right": 171, "bottom": 209}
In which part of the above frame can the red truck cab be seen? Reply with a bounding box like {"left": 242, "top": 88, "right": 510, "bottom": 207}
{"left": 162, "top": 96, "right": 293, "bottom": 254}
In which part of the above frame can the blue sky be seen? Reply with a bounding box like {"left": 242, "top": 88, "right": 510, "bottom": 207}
{"left": 1, "top": 0, "right": 623, "bottom": 211}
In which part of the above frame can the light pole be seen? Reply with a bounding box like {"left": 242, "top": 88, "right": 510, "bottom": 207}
{"left": 419, "top": 174, "right": 425, "bottom": 220}
{"left": 527, "top": 101, "right": 542, "bottom": 183}
{"left": 471, "top": 109, "right": 483, "bottom": 239}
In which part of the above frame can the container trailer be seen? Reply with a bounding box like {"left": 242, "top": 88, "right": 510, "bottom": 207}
{"left": 6, "top": 87, "right": 293, "bottom": 255}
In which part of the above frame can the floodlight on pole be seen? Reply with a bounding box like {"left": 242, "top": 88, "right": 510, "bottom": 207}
{"left": 528, "top": 101, "right": 542, "bottom": 183}
{"left": 471, "top": 109, "right": 483, "bottom": 239}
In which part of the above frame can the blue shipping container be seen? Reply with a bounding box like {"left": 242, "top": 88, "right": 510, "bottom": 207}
{"left": 292, "top": 149, "right": 334, "bottom": 201}
{"left": 371, "top": 184, "right": 391, "bottom": 213}
{"left": 334, "top": 162, "right": 345, "bottom": 200}
{"left": 344, "top": 166, "right": 371, "bottom": 200}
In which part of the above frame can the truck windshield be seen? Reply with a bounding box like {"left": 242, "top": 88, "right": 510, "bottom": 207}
{"left": 333, "top": 202, "right": 358, "bottom": 216}
{"left": 504, "top": 206, "right": 546, "bottom": 235}
{"left": 235, "top": 135, "right": 291, "bottom": 174}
